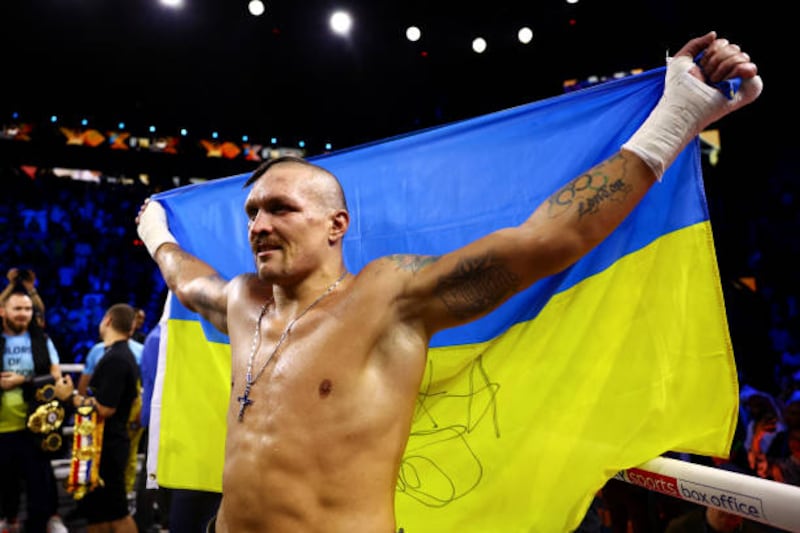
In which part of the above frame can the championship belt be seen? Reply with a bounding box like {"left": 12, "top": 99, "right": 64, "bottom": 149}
{"left": 125, "top": 380, "right": 145, "bottom": 494}
{"left": 66, "top": 404, "right": 105, "bottom": 500}
{"left": 26, "top": 376, "right": 66, "bottom": 453}
{"left": 26, "top": 400, "right": 66, "bottom": 451}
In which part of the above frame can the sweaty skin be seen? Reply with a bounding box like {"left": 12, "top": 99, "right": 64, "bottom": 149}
{"left": 139, "top": 32, "right": 760, "bottom": 533}
{"left": 158, "top": 153, "right": 655, "bottom": 533}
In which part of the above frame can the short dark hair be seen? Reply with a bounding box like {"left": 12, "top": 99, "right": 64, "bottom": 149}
{"left": 244, "top": 156, "right": 309, "bottom": 188}
{"left": 107, "top": 303, "right": 136, "bottom": 336}
{"left": 242, "top": 155, "right": 348, "bottom": 212}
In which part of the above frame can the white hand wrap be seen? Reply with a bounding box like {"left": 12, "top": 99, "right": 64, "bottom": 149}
{"left": 622, "top": 55, "right": 763, "bottom": 180}
{"left": 137, "top": 200, "right": 178, "bottom": 257}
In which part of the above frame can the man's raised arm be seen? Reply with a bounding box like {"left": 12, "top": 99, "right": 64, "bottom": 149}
{"left": 411, "top": 31, "right": 762, "bottom": 334}
{"left": 136, "top": 199, "right": 230, "bottom": 334}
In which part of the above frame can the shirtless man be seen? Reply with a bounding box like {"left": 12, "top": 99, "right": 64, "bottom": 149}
{"left": 136, "top": 32, "right": 762, "bottom": 533}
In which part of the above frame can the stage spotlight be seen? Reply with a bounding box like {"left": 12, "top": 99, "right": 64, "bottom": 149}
{"left": 330, "top": 11, "right": 352, "bottom": 35}
{"left": 248, "top": 0, "right": 265, "bottom": 17}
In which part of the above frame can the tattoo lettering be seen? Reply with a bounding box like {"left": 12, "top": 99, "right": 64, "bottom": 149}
{"left": 547, "top": 154, "right": 632, "bottom": 218}
{"left": 435, "top": 256, "right": 519, "bottom": 320}
{"left": 577, "top": 178, "right": 632, "bottom": 217}
{"left": 389, "top": 254, "right": 439, "bottom": 273}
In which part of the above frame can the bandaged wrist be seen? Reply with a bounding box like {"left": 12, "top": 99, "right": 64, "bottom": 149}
{"left": 622, "top": 55, "right": 762, "bottom": 180}
{"left": 137, "top": 200, "right": 178, "bottom": 256}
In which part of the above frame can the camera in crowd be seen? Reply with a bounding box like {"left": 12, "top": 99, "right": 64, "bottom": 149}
{"left": 15, "top": 268, "right": 35, "bottom": 283}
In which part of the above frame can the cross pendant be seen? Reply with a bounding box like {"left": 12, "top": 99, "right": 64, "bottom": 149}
{"left": 237, "top": 382, "right": 254, "bottom": 422}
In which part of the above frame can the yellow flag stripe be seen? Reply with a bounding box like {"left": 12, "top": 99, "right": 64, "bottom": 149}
{"left": 395, "top": 221, "right": 736, "bottom": 532}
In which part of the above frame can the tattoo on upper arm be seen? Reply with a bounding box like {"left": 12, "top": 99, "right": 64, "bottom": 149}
{"left": 435, "top": 255, "right": 520, "bottom": 320}
{"left": 388, "top": 254, "right": 439, "bottom": 273}
{"left": 547, "top": 154, "right": 633, "bottom": 218}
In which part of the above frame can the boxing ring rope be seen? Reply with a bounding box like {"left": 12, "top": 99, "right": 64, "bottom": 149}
{"left": 617, "top": 456, "right": 800, "bottom": 532}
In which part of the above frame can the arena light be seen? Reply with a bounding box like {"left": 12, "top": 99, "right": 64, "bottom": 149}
{"left": 472, "top": 37, "right": 487, "bottom": 54}
{"left": 518, "top": 27, "right": 533, "bottom": 44}
{"left": 406, "top": 26, "right": 421, "bottom": 42}
{"left": 248, "top": 0, "right": 265, "bottom": 17}
{"left": 329, "top": 10, "right": 352, "bottom": 36}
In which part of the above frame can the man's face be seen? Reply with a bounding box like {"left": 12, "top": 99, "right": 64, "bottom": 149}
{"left": 244, "top": 164, "right": 334, "bottom": 281}
{"left": 134, "top": 309, "right": 145, "bottom": 329}
{"left": 2, "top": 294, "right": 34, "bottom": 335}
{"left": 99, "top": 312, "right": 111, "bottom": 341}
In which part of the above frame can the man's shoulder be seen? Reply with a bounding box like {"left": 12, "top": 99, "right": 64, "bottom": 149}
{"left": 128, "top": 338, "right": 144, "bottom": 361}
{"left": 352, "top": 256, "right": 421, "bottom": 293}
{"left": 86, "top": 342, "right": 104, "bottom": 359}
{"left": 103, "top": 341, "right": 138, "bottom": 366}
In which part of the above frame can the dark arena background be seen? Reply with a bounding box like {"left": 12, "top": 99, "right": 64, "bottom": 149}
{"left": 1, "top": 0, "right": 796, "bottom": 531}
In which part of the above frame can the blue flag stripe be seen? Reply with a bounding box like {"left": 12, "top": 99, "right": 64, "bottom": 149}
{"left": 157, "top": 65, "right": 707, "bottom": 347}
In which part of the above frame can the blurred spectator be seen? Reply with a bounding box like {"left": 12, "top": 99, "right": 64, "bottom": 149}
{"left": 1, "top": 268, "right": 45, "bottom": 328}
{"left": 767, "top": 390, "right": 800, "bottom": 460}
{"left": 74, "top": 305, "right": 146, "bottom": 507}
{"left": 0, "top": 289, "right": 68, "bottom": 533}
{"left": 77, "top": 336, "right": 144, "bottom": 395}
{"left": 131, "top": 308, "right": 147, "bottom": 343}
{"left": 768, "top": 428, "right": 800, "bottom": 486}
{"left": 766, "top": 390, "right": 800, "bottom": 486}
{"left": 67, "top": 303, "right": 140, "bottom": 532}
{"left": 736, "top": 386, "right": 785, "bottom": 475}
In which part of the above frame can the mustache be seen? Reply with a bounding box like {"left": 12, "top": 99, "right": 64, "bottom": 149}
{"left": 251, "top": 237, "right": 283, "bottom": 254}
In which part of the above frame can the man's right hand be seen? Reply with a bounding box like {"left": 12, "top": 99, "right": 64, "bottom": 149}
{"left": 54, "top": 374, "right": 76, "bottom": 401}
{"left": 137, "top": 198, "right": 178, "bottom": 256}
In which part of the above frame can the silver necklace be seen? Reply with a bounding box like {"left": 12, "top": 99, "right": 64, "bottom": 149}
{"left": 237, "top": 271, "right": 347, "bottom": 421}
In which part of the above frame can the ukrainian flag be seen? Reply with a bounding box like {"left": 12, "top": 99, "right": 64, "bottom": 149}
{"left": 147, "top": 66, "right": 738, "bottom": 532}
